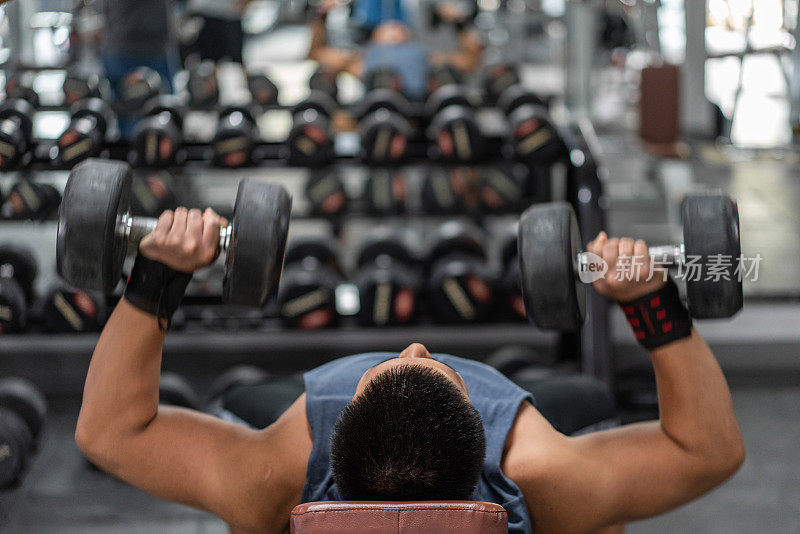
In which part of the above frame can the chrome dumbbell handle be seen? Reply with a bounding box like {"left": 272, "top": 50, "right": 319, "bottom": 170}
{"left": 117, "top": 213, "right": 233, "bottom": 252}
{"left": 576, "top": 244, "right": 685, "bottom": 271}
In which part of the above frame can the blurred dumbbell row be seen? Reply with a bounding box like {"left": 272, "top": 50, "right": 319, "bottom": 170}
{"left": 1, "top": 61, "right": 564, "bottom": 170}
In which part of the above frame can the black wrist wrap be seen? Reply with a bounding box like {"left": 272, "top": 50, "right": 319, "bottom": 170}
{"left": 619, "top": 279, "right": 693, "bottom": 350}
{"left": 124, "top": 254, "right": 191, "bottom": 329}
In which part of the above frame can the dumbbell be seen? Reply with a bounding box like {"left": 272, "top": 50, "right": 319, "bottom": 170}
{"left": 211, "top": 105, "right": 259, "bottom": 168}
{"left": 518, "top": 194, "right": 744, "bottom": 330}
{"left": 277, "top": 238, "right": 341, "bottom": 329}
{"left": 0, "top": 99, "right": 35, "bottom": 170}
{"left": 285, "top": 91, "right": 336, "bottom": 166}
{"left": 0, "top": 377, "right": 47, "bottom": 489}
{"left": 363, "top": 168, "right": 407, "bottom": 215}
{"left": 57, "top": 158, "right": 292, "bottom": 307}
{"left": 309, "top": 67, "right": 339, "bottom": 102}
{"left": 477, "top": 163, "right": 530, "bottom": 213}
{"left": 499, "top": 230, "right": 526, "bottom": 320}
{"left": 129, "top": 171, "right": 179, "bottom": 217}
{"left": 421, "top": 166, "right": 469, "bottom": 215}
{"left": 425, "top": 85, "right": 484, "bottom": 162}
{"left": 4, "top": 73, "right": 40, "bottom": 108}
{"left": 53, "top": 98, "right": 115, "bottom": 166}
{"left": 357, "top": 89, "right": 413, "bottom": 165}
{"left": 119, "top": 66, "right": 163, "bottom": 115}
{"left": 366, "top": 66, "right": 403, "bottom": 94}
{"left": 62, "top": 71, "right": 110, "bottom": 106}
{"left": 0, "top": 179, "right": 61, "bottom": 221}
{"left": 427, "top": 222, "right": 495, "bottom": 323}
{"left": 485, "top": 345, "right": 551, "bottom": 378}
{"left": 247, "top": 72, "right": 280, "bottom": 107}
{"left": 354, "top": 228, "right": 421, "bottom": 327}
{"left": 41, "top": 280, "right": 105, "bottom": 333}
{"left": 497, "top": 84, "right": 564, "bottom": 163}
{"left": 427, "top": 64, "right": 464, "bottom": 94}
{"left": 159, "top": 372, "right": 201, "bottom": 410}
{"left": 305, "top": 169, "right": 348, "bottom": 217}
{"left": 207, "top": 365, "right": 270, "bottom": 407}
{"left": 186, "top": 60, "right": 219, "bottom": 108}
{"left": 483, "top": 62, "right": 520, "bottom": 105}
{"left": 132, "top": 95, "right": 186, "bottom": 168}
{"left": 0, "top": 246, "right": 37, "bottom": 335}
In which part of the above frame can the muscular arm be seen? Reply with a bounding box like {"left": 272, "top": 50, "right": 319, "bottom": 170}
{"left": 75, "top": 209, "right": 310, "bottom": 533}
{"left": 507, "top": 237, "right": 745, "bottom": 533}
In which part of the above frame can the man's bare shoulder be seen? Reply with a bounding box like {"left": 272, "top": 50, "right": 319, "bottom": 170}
{"left": 246, "top": 394, "right": 313, "bottom": 533}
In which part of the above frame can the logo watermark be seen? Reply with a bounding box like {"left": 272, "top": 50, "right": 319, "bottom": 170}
{"left": 583, "top": 254, "right": 763, "bottom": 283}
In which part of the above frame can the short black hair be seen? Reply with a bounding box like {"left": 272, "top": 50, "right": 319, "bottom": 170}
{"left": 330, "top": 364, "right": 486, "bottom": 501}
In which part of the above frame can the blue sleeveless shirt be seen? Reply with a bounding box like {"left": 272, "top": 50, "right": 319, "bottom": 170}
{"left": 302, "top": 353, "right": 535, "bottom": 534}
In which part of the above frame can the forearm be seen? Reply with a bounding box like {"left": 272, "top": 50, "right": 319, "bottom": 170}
{"left": 76, "top": 299, "right": 164, "bottom": 445}
{"left": 651, "top": 329, "right": 744, "bottom": 463}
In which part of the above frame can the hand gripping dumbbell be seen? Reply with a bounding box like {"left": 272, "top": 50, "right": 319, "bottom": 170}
{"left": 497, "top": 84, "right": 564, "bottom": 164}
{"left": 248, "top": 72, "right": 280, "bottom": 107}
{"left": 421, "top": 166, "right": 470, "bottom": 215}
{"left": 0, "top": 246, "right": 37, "bottom": 335}
{"left": 354, "top": 228, "right": 422, "bottom": 327}
{"left": 518, "top": 193, "right": 744, "bottom": 330}
{"left": 357, "top": 89, "right": 413, "bottom": 165}
{"left": 0, "top": 377, "right": 47, "bottom": 489}
{"left": 285, "top": 91, "right": 336, "bottom": 167}
{"left": 62, "top": 71, "right": 110, "bottom": 106}
{"left": 119, "top": 66, "right": 163, "bottom": 115}
{"left": 483, "top": 62, "right": 521, "bottom": 105}
{"left": 309, "top": 67, "right": 339, "bottom": 102}
{"left": 4, "top": 73, "right": 40, "bottom": 108}
{"left": 211, "top": 105, "right": 259, "bottom": 168}
{"left": 427, "top": 64, "right": 464, "bottom": 95}
{"left": 363, "top": 168, "right": 407, "bottom": 215}
{"left": 132, "top": 95, "right": 186, "bottom": 168}
{"left": 1, "top": 179, "right": 61, "bottom": 221}
{"left": 427, "top": 221, "right": 496, "bottom": 323}
{"left": 425, "top": 85, "right": 484, "bottom": 163}
{"left": 305, "top": 169, "right": 348, "bottom": 217}
{"left": 57, "top": 158, "right": 292, "bottom": 307}
{"left": 277, "top": 238, "right": 342, "bottom": 329}
{"left": 53, "top": 98, "right": 115, "bottom": 167}
{"left": 0, "top": 99, "right": 35, "bottom": 170}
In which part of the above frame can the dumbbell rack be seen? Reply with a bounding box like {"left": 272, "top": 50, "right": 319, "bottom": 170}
{"left": 0, "top": 118, "right": 610, "bottom": 396}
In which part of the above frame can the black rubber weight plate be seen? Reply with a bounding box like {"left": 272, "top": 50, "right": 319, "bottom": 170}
{"left": 518, "top": 202, "right": 585, "bottom": 330}
{"left": 57, "top": 158, "right": 131, "bottom": 293}
{"left": 0, "top": 408, "right": 31, "bottom": 488}
{"left": 0, "top": 377, "right": 46, "bottom": 439}
{"left": 682, "top": 194, "right": 743, "bottom": 318}
{"left": 223, "top": 180, "right": 291, "bottom": 307}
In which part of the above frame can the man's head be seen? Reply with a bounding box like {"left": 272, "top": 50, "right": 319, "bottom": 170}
{"left": 330, "top": 344, "right": 486, "bottom": 501}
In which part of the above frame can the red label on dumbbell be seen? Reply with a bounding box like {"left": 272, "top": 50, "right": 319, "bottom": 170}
{"left": 390, "top": 134, "right": 406, "bottom": 160}
{"left": 321, "top": 190, "right": 345, "bottom": 214}
{"left": 438, "top": 130, "right": 454, "bottom": 157}
{"left": 466, "top": 275, "right": 492, "bottom": 304}
{"left": 73, "top": 291, "right": 97, "bottom": 319}
{"left": 147, "top": 175, "right": 168, "bottom": 200}
{"left": 392, "top": 174, "right": 406, "bottom": 202}
{"left": 223, "top": 151, "right": 247, "bottom": 168}
{"left": 299, "top": 308, "right": 333, "bottom": 330}
{"left": 159, "top": 137, "right": 173, "bottom": 161}
{"left": 394, "top": 287, "right": 415, "bottom": 323}
{"left": 59, "top": 130, "right": 79, "bottom": 148}
{"left": 515, "top": 117, "right": 541, "bottom": 139}
{"left": 304, "top": 125, "right": 328, "bottom": 144}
